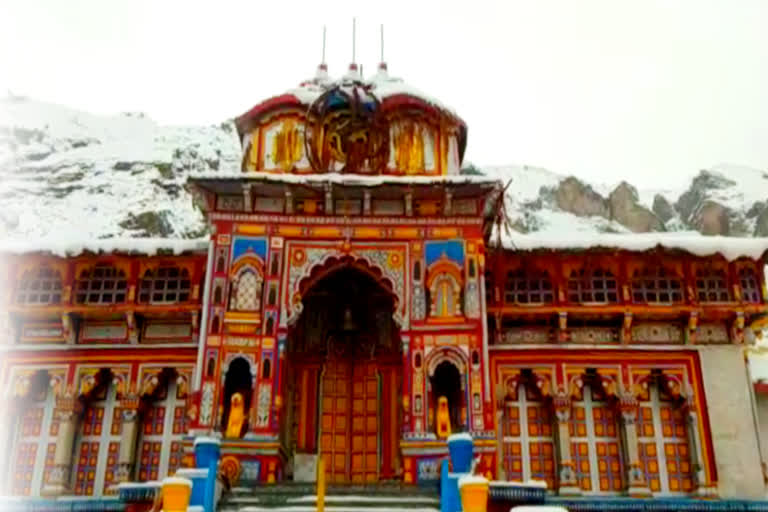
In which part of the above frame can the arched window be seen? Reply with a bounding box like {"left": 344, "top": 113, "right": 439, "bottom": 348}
{"left": 73, "top": 381, "right": 122, "bottom": 495}
{"left": 206, "top": 356, "right": 216, "bottom": 378}
{"left": 414, "top": 261, "right": 422, "bottom": 281}
{"left": 637, "top": 380, "right": 694, "bottom": 494}
{"left": 570, "top": 381, "right": 623, "bottom": 494}
{"left": 631, "top": 266, "right": 682, "bottom": 304}
{"left": 16, "top": 267, "right": 63, "bottom": 305}
{"left": 468, "top": 259, "right": 476, "bottom": 278}
{"left": 211, "top": 316, "right": 220, "bottom": 334}
{"left": 75, "top": 264, "right": 127, "bottom": 304}
{"left": 215, "top": 256, "right": 225, "bottom": 273}
{"left": 414, "top": 352, "right": 422, "bottom": 368}
{"left": 567, "top": 268, "right": 618, "bottom": 304}
{"left": 504, "top": 268, "right": 554, "bottom": 305}
{"left": 232, "top": 267, "right": 263, "bottom": 312}
{"left": 267, "top": 285, "right": 277, "bottom": 306}
{"left": 739, "top": 267, "right": 762, "bottom": 303}
{"left": 501, "top": 378, "right": 556, "bottom": 489}
{"left": 270, "top": 255, "right": 279, "bottom": 276}
{"left": 695, "top": 267, "right": 731, "bottom": 302}
{"left": 9, "top": 372, "right": 58, "bottom": 496}
{"left": 265, "top": 316, "right": 274, "bottom": 335}
{"left": 430, "top": 274, "right": 461, "bottom": 317}
{"left": 136, "top": 379, "right": 187, "bottom": 481}
{"left": 139, "top": 266, "right": 191, "bottom": 304}
{"left": 213, "top": 285, "right": 223, "bottom": 304}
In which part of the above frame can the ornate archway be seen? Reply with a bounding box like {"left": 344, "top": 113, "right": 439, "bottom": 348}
{"left": 283, "top": 263, "right": 403, "bottom": 484}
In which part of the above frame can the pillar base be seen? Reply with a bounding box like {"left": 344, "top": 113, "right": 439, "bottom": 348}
{"left": 556, "top": 484, "right": 582, "bottom": 497}
{"left": 41, "top": 465, "right": 71, "bottom": 497}
{"left": 627, "top": 484, "right": 653, "bottom": 498}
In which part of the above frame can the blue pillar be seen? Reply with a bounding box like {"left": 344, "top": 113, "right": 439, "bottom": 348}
{"left": 194, "top": 437, "right": 221, "bottom": 512}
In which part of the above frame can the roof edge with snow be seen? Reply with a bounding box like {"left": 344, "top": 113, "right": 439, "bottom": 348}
{"left": 495, "top": 232, "right": 768, "bottom": 262}
{"left": 0, "top": 238, "right": 209, "bottom": 258}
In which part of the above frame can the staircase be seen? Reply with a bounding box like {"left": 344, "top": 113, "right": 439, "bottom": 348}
{"left": 218, "top": 482, "right": 440, "bottom": 512}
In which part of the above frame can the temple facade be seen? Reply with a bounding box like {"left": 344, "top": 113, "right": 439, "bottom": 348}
{"left": 1, "top": 63, "right": 768, "bottom": 503}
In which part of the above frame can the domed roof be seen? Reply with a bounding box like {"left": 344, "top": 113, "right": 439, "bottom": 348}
{"left": 235, "top": 64, "right": 467, "bottom": 176}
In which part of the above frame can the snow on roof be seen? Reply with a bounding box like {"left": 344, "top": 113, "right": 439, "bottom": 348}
{"left": 0, "top": 237, "right": 208, "bottom": 258}
{"left": 246, "top": 66, "right": 460, "bottom": 124}
{"left": 189, "top": 171, "right": 500, "bottom": 188}
{"left": 497, "top": 232, "right": 768, "bottom": 262}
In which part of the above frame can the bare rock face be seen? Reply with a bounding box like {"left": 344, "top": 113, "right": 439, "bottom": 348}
{"left": 554, "top": 176, "right": 609, "bottom": 218}
{"left": 675, "top": 170, "right": 737, "bottom": 223}
{"left": 608, "top": 182, "right": 664, "bottom": 232}
{"left": 755, "top": 205, "right": 768, "bottom": 236}
{"left": 692, "top": 200, "right": 731, "bottom": 235}
{"left": 652, "top": 194, "right": 676, "bottom": 223}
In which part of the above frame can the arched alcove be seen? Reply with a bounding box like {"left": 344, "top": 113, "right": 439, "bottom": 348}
{"left": 431, "top": 360, "right": 463, "bottom": 433}
{"left": 222, "top": 357, "right": 254, "bottom": 438}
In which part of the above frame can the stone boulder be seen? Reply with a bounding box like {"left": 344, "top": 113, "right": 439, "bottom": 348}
{"left": 554, "top": 177, "right": 609, "bottom": 218}
{"left": 692, "top": 200, "right": 731, "bottom": 235}
{"left": 608, "top": 182, "right": 664, "bottom": 233}
{"left": 652, "top": 194, "right": 676, "bottom": 223}
{"left": 675, "top": 169, "right": 737, "bottom": 223}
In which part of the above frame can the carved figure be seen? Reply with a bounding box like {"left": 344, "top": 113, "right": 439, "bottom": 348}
{"left": 226, "top": 392, "right": 246, "bottom": 438}
{"left": 436, "top": 395, "right": 452, "bottom": 439}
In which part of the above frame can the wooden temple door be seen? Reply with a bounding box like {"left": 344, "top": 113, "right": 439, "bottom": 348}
{"left": 320, "top": 357, "right": 379, "bottom": 483}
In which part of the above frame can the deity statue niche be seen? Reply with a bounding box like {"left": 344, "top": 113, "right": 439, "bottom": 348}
{"left": 222, "top": 357, "right": 253, "bottom": 438}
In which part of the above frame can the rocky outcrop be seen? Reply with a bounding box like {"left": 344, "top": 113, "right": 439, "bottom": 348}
{"left": 553, "top": 177, "right": 609, "bottom": 218}
{"left": 675, "top": 170, "right": 737, "bottom": 222}
{"left": 755, "top": 205, "right": 768, "bottom": 237}
{"left": 691, "top": 200, "right": 730, "bottom": 236}
{"left": 608, "top": 182, "right": 664, "bottom": 233}
{"left": 118, "top": 211, "right": 175, "bottom": 237}
{"left": 653, "top": 194, "right": 676, "bottom": 223}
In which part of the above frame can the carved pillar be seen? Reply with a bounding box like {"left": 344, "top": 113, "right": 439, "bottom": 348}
{"left": 42, "top": 396, "right": 80, "bottom": 496}
{"left": 0, "top": 399, "right": 21, "bottom": 494}
{"left": 116, "top": 395, "right": 142, "bottom": 485}
{"left": 553, "top": 394, "right": 581, "bottom": 496}
{"left": 685, "top": 399, "right": 715, "bottom": 497}
{"left": 495, "top": 388, "right": 506, "bottom": 480}
{"left": 618, "top": 393, "right": 651, "bottom": 497}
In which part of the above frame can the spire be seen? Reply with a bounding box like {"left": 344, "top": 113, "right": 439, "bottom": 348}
{"left": 378, "top": 24, "right": 387, "bottom": 72}
{"left": 346, "top": 17, "right": 360, "bottom": 79}
{"left": 316, "top": 25, "right": 328, "bottom": 78}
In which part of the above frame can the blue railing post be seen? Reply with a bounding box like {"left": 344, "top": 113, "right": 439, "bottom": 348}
{"left": 193, "top": 437, "right": 221, "bottom": 512}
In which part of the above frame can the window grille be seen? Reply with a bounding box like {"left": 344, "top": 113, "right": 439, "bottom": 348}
{"left": 695, "top": 267, "right": 731, "bottom": 302}
{"left": 567, "top": 268, "right": 618, "bottom": 303}
{"left": 739, "top": 267, "right": 762, "bottom": 303}
{"left": 139, "top": 267, "right": 191, "bottom": 304}
{"left": 631, "top": 267, "right": 682, "bottom": 304}
{"left": 504, "top": 268, "right": 554, "bottom": 305}
{"left": 75, "top": 265, "right": 127, "bottom": 304}
{"left": 16, "top": 267, "right": 63, "bottom": 305}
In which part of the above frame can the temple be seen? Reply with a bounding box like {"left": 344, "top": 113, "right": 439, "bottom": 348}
{"left": 2, "top": 60, "right": 768, "bottom": 508}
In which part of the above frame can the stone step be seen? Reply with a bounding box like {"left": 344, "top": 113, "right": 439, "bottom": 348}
{"left": 220, "top": 507, "right": 440, "bottom": 512}
{"left": 223, "top": 494, "right": 439, "bottom": 506}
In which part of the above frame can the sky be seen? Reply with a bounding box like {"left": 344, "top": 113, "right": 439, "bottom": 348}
{"left": 1, "top": 0, "right": 767, "bottom": 190}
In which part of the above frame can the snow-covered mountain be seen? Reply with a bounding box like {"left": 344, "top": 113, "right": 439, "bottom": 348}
{"left": 1, "top": 95, "right": 768, "bottom": 242}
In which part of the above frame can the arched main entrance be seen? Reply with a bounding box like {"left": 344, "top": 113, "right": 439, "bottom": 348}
{"left": 284, "top": 265, "right": 402, "bottom": 484}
